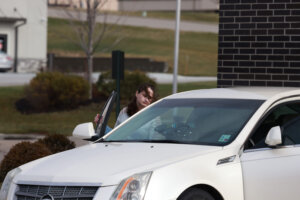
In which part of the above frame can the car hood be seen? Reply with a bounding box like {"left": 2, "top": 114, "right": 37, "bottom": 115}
{"left": 16, "top": 142, "right": 221, "bottom": 186}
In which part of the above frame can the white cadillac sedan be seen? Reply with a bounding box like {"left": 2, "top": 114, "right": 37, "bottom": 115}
{"left": 1, "top": 87, "right": 300, "bottom": 200}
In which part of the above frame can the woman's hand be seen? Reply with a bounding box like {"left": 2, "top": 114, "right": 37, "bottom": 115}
{"left": 94, "top": 114, "right": 101, "bottom": 124}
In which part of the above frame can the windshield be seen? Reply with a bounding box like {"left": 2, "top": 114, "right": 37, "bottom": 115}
{"left": 103, "top": 98, "right": 264, "bottom": 146}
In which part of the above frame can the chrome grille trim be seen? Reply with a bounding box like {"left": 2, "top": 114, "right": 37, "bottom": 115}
{"left": 15, "top": 184, "right": 99, "bottom": 200}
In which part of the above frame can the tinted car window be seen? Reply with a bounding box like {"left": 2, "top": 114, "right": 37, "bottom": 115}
{"left": 246, "top": 102, "right": 300, "bottom": 149}
{"left": 282, "top": 116, "right": 300, "bottom": 145}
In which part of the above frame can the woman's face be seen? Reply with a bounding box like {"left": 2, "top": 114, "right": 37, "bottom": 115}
{"left": 135, "top": 87, "right": 154, "bottom": 110}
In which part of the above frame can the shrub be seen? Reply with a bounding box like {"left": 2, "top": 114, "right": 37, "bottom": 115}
{"left": 92, "top": 83, "right": 106, "bottom": 102}
{"left": 24, "top": 72, "right": 89, "bottom": 112}
{"left": 0, "top": 142, "right": 51, "bottom": 181}
{"left": 96, "top": 70, "right": 157, "bottom": 101}
{"left": 37, "top": 134, "right": 75, "bottom": 154}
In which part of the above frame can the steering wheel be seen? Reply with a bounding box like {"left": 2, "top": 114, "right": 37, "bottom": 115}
{"left": 155, "top": 123, "right": 193, "bottom": 140}
{"left": 173, "top": 124, "right": 193, "bottom": 138}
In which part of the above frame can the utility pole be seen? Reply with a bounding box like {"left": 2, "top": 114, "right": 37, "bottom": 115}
{"left": 172, "top": 0, "right": 181, "bottom": 94}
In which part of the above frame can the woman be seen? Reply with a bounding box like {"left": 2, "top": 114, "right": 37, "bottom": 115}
{"left": 94, "top": 83, "right": 157, "bottom": 128}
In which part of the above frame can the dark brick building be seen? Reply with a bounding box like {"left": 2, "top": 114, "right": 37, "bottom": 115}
{"left": 217, "top": 0, "right": 300, "bottom": 87}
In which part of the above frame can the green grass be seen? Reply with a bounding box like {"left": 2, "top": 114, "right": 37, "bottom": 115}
{"left": 48, "top": 18, "right": 218, "bottom": 76}
{"left": 0, "top": 86, "right": 112, "bottom": 135}
{"left": 0, "top": 82, "right": 216, "bottom": 135}
{"left": 113, "top": 11, "right": 219, "bottom": 24}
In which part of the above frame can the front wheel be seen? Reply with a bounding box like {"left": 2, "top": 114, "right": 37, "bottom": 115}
{"left": 177, "top": 188, "right": 215, "bottom": 200}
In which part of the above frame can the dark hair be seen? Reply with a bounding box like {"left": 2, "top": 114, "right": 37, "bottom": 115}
{"left": 127, "top": 83, "right": 157, "bottom": 116}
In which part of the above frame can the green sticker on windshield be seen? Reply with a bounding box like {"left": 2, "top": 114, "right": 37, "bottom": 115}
{"left": 218, "top": 135, "right": 231, "bottom": 143}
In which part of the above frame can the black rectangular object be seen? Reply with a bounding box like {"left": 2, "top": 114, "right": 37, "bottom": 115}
{"left": 112, "top": 50, "right": 124, "bottom": 80}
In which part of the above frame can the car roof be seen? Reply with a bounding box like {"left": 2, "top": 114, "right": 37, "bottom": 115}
{"left": 165, "top": 87, "right": 300, "bottom": 100}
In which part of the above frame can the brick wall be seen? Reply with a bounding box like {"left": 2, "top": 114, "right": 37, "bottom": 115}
{"left": 217, "top": 0, "right": 300, "bottom": 87}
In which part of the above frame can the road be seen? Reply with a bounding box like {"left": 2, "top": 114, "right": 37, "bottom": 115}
{"left": 48, "top": 8, "right": 218, "bottom": 33}
{"left": 0, "top": 72, "right": 216, "bottom": 86}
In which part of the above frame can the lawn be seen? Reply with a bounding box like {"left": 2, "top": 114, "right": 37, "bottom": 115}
{"left": 0, "top": 82, "right": 216, "bottom": 135}
{"left": 48, "top": 17, "right": 218, "bottom": 76}
{"left": 113, "top": 11, "right": 219, "bottom": 24}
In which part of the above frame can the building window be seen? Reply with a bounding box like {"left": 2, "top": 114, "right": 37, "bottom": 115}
{"left": 0, "top": 34, "right": 8, "bottom": 53}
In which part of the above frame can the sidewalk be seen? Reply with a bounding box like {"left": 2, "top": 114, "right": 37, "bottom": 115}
{"left": 147, "top": 73, "right": 216, "bottom": 84}
{"left": 0, "top": 72, "right": 217, "bottom": 86}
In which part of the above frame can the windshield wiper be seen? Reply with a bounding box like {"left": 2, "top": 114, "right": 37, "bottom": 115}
{"left": 137, "top": 140, "right": 182, "bottom": 144}
{"left": 97, "top": 139, "right": 182, "bottom": 144}
{"left": 96, "top": 139, "right": 123, "bottom": 143}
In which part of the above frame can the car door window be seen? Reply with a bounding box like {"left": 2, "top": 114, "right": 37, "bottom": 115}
{"left": 282, "top": 115, "right": 300, "bottom": 145}
{"left": 95, "top": 91, "right": 117, "bottom": 137}
{"left": 245, "top": 102, "right": 300, "bottom": 149}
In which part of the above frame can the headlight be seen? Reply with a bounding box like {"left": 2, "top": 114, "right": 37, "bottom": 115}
{"left": 110, "top": 172, "right": 152, "bottom": 200}
{"left": 0, "top": 167, "right": 21, "bottom": 200}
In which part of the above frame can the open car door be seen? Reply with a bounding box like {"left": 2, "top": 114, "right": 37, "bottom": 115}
{"left": 95, "top": 91, "right": 117, "bottom": 138}
{"left": 72, "top": 91, "right": 117, "bottom": 141}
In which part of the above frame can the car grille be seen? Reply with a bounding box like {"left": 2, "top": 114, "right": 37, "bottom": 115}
{"left": 15, "top": 184, "right": 99, "bottom": 200}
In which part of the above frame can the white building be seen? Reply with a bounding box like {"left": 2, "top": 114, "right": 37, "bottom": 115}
{"left": 0, "top": 0, "right": 47, "bottom": 72}
{"left": 48, "top": 0, "right": 219, "bottom": 11}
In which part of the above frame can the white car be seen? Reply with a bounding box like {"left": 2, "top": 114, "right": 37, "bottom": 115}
{"left": 1, "top": 87, "right": 300, "bottom": 200}
{"left": 0, "top": 52, "right": 13, "bottom": 72}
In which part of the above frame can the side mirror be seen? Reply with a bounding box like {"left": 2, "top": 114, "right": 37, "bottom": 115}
{"left": 265, "top": 126, "right": 282, "bottom": 147}
{"left": 72, "top": 122, "right": 97, "bottom": 140}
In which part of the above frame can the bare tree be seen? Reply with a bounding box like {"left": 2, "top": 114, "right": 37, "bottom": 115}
{"left": 63, "top": 0, "right": 123, "bottom": 99}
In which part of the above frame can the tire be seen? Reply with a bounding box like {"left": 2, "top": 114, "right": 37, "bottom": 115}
{"left": 178, "top": 188, "right": 215, "bottom": 200}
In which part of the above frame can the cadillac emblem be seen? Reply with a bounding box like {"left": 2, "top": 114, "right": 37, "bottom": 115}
{"left": 41, "top": 194, "right": 54, "bottom": 200}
